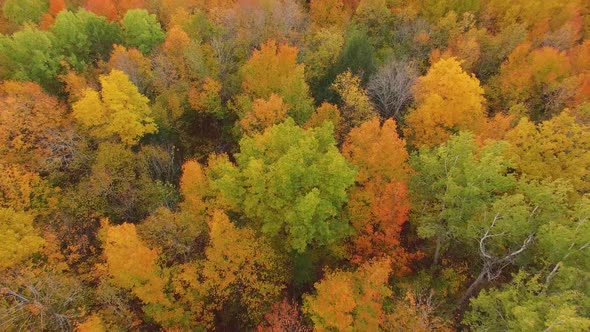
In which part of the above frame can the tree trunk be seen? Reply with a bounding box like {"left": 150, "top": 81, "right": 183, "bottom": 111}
{"left": 456, "top": 269, "right": 487, "bottom": 325}
{"left": 433, "top": 235, "right": 442, "bottom": 267}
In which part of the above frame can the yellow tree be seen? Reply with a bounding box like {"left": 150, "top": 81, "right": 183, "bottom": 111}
{"left": 73, "top": 70, "right": 157, "bottom": 145}
{"left": 332, "top": 70, "right": 377, "bottom": 129}
{"left": 0, "top": 208, "right": 44, "bottom": 269}
{"left": 178, "top": 160, "right": 210, "bottom": 221}
{"left": 505, "top": 110, "right": 590, "bottom": 193}
{"left": 101, "top": 220, "right": 169, "bottom": 305}
{"left": 405, "top": 57, "right": 486, "bottom": 147}
{"left": 239, "top": 39, "right": 314, "bottom": 124}
{"left": 201, "top": 210, "right": 285, "bottom": 322}
{"left": 0, "top": 163, "right": 56, "bottom": 216}
{"left": 309, "top": 0, "right": 348, "bottom": 29}
{"left": 172, "top": 210, "right": 286, "bottom": 329}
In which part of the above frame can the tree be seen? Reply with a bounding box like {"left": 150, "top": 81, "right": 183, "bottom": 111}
{"left": 201, "top": 210, "right": 286, "bottom": 326}
{"left": 332, "top": 70, "right": 378, "bottom": 129}
{"left": 100, "top": 219, "right": 180, "bottom": 327}
{"left": 76, "top": 314, "right": 108, "bottom": 332}
{"left": 367, "top": 60, "right": 418, "bottom": 120}
{"left": 505, "top": 110, "right": 590, "bottom": 193}
{"left": 178, "top": 160, "right": 211, "bottom": 221}
{"left": 84, "top": 0, "right": 117, "bottom": 20}
{"left": 102, "top": 221, "right": 168, "bottom": 304}
{"left": 309, "top": 0, "right": 348, "bottom": 29}
{"left": 0, "top": 163, "right": 55, "bottom": 216}
{"left": 257, "top": 298, "right": 310, "bottom": 332}
{"left": 72, "top": 143, "right": 174, "bottom": 222}
{"left": 39, "top": 0, "right": 67, "bottom": 30}
{"left": 303, "top": 259, "right": 393, "bottom": 331}
{"left": 336, "top": 27, "right": 377, "bottom": 78}
{"left": 0, "top": 208, "right": 44, "bottom": 269}
{"left": 0, "top": 81, "right": 75, "bottom": 173}
{"left": 172, "top": 210, "right": 286, "bottom": 329}
{"left": 72, "top": 70, "right": 157, "bottom": 145}
{"left": 463, "top": 191, "right": 590, "bottom": 329}
{"left": 343, "top": 118, "right": 413, "bottom": 269}
{"left": 121, "top": 9, "right": 165, "bottom": 54}
{"left": 2, "top": 0, "right": 48, "bottom": 26}
{"left": 51, "top": 9, "right": 122, "bottom": 71}
{"left": 239, "top": 94, "right": 289, "bottom": 136}
{"left": 342, "top": 118, "right": 410, "bottom": 184}
{"left": 405, "top": 57, "right": 487, "bottom": 147}
{"left": 188, "top": 77, "right": 224, "bottom": 118}
{"left": 138, "top": 159, "right": 211, "bottom": 262}
{"left": 108, "top": 44, "right": 153, "bottom": 94}
{"left": 213, "top": 0, "right": 306, "bottom": 63}
{"left": 456, "top": 181, "right": 570, "bottom": 316}
{"left": 464, "top": 272, "right": 590, "bottom": 331}
{"left": 489, "top": 43, "right": 577, "bottom": 121}
{"left": 537, "top": 195, "right": 590, "bottom": 290}
{"left": 0, "top": 27, "right": 61, "bottom": 91}
{"left": 411, "top": 132, "right": 578, "bottom": 321}
{"left": 210, "top": 119, "right": 356, "bottom": 252}
{"left": 384, "top": 291, "right": 453, "bottom": 332}
{"left": 84, "top": 0, "right": 145, "bottom": 21}
{"left": 303, "top": 27, "right": 345, "bottom": 88}
{"left": 409, "top": 132, "right": 516, "bottom": 267}
{"left": 347, "top": 180, "right": 412, "bottom": 270}
{"left": 352, "top": 0, "right": 396, "bottom": 59}
{"left": 0, "top": 270, "right": 88, "bottom": 331}
{"left": 239, "top": 40, "right": 314, "bottom": 125}
{"left": 305, "top": 102, "right": 344, "bottom": 140}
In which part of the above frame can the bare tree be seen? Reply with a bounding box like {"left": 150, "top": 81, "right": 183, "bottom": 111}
{"left": 0, "top": 272, "right": 87, "bottom": 332}
{"left": 367, "top": 60, "right": 418, "bottom": 120}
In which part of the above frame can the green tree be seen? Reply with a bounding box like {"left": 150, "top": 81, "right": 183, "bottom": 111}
{"left": 210, "top": 119, "right": 356, "bottom": 252}
{"left": 121, "top": 9, "right": 165, "bottom": 54}
{"left": 313, "top": 27, "right": 377, "bottom": 102}
{"left": 464, "top": 272, "right": 590, "bottom": 332}
{"left": 0, "top": 27, "right": 61, "bottom": 90}
{"left": 410, "top": 132, "right": 515, "bottom": 266}
{"left": 2, "top": 0, "right": 48, "bottom": 26}
{"left": 51, "top": 9, "right": 122, "bottom": 71}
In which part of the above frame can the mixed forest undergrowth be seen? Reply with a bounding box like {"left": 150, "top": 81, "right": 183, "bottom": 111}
{"left": 0, "top": 0, "right": 589, "bottom": 331}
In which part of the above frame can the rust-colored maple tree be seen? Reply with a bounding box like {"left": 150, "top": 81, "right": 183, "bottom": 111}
{"left": 343, "top": 118, "right": 414, "bottom": 270}
{"left": 303, "top": 259, "right": 393, "bottom": 331}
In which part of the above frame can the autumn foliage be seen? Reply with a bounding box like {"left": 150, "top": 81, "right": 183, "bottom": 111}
{"left": 1, "top": 1, "right": 589, "bottom": 330}
{"left": 405, "top": 57, "right": 486, "bottom": 147}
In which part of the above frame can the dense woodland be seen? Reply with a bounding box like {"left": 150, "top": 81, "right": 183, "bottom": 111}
{"left": 0, "top": 0, "right": 589, "bottom": 330}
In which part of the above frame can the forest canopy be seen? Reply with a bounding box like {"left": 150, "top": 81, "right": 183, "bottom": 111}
{"left": 0, "top": 0, "right": 589, "bottom": 331}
